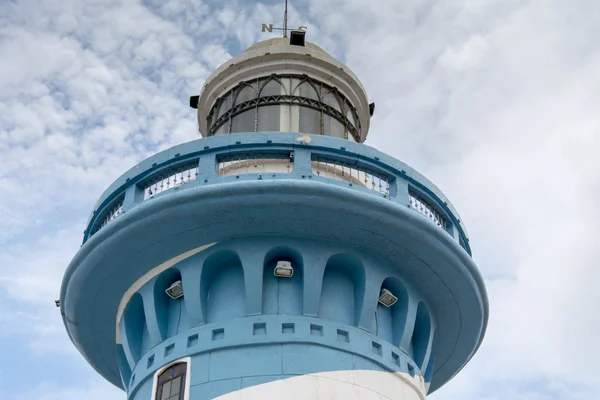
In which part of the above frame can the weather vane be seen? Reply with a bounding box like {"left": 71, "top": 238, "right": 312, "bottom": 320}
{"left": 261, "top": 0, "right": 307, "bottom": 37}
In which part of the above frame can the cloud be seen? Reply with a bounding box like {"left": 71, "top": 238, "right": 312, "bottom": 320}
{"left": 1, "top": 0, "right": 599, "bottom": 399}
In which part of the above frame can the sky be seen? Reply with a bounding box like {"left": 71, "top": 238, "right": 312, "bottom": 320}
{"left": 0, "top": 0, "right": 599, "bottom": 399}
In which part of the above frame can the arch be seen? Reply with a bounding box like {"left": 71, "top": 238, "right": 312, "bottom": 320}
{"left": 215, "top": 96, "right": 231, "bottom": 120}
{"left": 411, "top": 302, "right": 432, "bottom": 369}
{"left": 319, "top": 253, "right": 365, "bottom": 326}
{"left": 201, "top": 249, "right": 246, "bottom": 323}
{"left": 152, "top": 359, "right": 190, "bottom": 400}
{"left": 122, "top": 292, "right": 149, "bottom": 364}
{"left": 233, "top": 83, "right": 256, "bottom": 106}
{"left": 262, "top": 246, "right": 304, "bottom": 316}
{"left": 323, "top": 90, "right": 342, "bottom": 112}
{"left": 154, "top": 268, "right": 187, "bottom": 340}
{"left": 292, "top": 78, "right": 320, "bottom": 101}
{"left": 373, "top": 277, "right": 409, "bottom": 346}
{"left": 259, "top": 76, "right": 286, "bottom": 97}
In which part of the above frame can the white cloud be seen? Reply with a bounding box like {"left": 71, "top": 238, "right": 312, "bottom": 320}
{"left": 1, "top": 0, "right": 599, "bottom": 399}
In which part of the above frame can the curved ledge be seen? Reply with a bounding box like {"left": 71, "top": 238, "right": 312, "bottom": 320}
{"left": 61, "top": 177, "right": 488, "bottom": 394}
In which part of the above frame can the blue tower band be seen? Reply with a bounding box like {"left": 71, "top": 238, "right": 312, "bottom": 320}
{"left": 60, "top": 34, "right": 488, "bottom": 400}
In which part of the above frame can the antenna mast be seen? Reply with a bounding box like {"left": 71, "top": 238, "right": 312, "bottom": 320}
{"left": 283, "top": 0, "right": 289, "bottom": 38}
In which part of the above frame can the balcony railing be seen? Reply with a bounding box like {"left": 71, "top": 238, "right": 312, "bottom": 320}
{"left": 409, "top": 191, "right": 447, "bottom": 230}
{"left": 84, "top": 134, "right": 470, "bottom": 255}
{"left": 311, "top": 156, "right": 390, "bottom": 197}
{"left": 217, "top": 152, "right": 294, "bottom": 176}
{"left": 143, "top": 162, "right": 199, "bottom": 200}
{"left": 90, "top": 197, "right": 124, "bottom": 236}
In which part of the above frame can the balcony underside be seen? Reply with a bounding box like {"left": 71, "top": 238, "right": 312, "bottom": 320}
{"left": 60, "top": 178, "right": 487, "bottom": 394}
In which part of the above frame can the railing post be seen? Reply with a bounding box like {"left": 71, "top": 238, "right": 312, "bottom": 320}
{"left": 394, "top": 178, "right": 409, "bottom": 206}
{"left": 197, "top": 154, "right": 217, "bottom": 182}
{"left": 122, "top": 184, "right": 143, "bottom": 211}
{"left": 291, "top": 147, "right": 312, "bottom": 176}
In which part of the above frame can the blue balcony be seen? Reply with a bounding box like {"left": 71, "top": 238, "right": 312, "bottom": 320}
{"left": 84, "top": 132, "right": 471, "bottom": 255}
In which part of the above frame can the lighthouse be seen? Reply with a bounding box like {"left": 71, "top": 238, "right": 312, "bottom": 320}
{"left": 60, "top": 24, "right": 488, "bottom": 400}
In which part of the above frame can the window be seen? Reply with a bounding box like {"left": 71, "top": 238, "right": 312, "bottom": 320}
{"left": 259, "top": 78, "right": 284, "bottom": 97}
{"left": 258, "top": 105, "right": 281, "bottom": 131}
{"left": 156, "top": 362, "right": 186, "bottom": 400}
{"left": 207, "top": 74, "right": 361, "bottom": 141}
{"left": 299, "top": 107, "right": 321, "bottom": 135}
{"left": 230, "top": 109, "right": 255, "bottom": 133}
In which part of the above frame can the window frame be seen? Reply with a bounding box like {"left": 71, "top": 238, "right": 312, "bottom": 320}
{"left": 151, "top": 357, "right": 191, "bottom": 400}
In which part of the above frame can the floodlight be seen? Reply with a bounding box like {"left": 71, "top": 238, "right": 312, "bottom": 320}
{"left": 166, "top": 280, "right": 184, "bottom": 299}
{"left": 378, "top": 288, "right": 398, "bottom": 307}
{"left": 274, "top": 261, "right": 294, "bottom": 278}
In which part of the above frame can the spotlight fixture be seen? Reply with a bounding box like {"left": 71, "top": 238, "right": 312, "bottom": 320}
{"left": 165, "top": 280, "right": 184, "bottom": 299}
{"left": 378, "top": 288, "right": 398, "bottom": 307}
{"left": 55, "top": 300, "right": 60, "bottom": 308}
{"left": 274, "top": 261, "right": 294, "bottom": 278}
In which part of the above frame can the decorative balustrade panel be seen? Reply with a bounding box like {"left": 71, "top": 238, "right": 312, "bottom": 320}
{"left": 143, "top": 162, "right": 199, "bottom": 200}
{"left": 217, "top": 152, "right": 294, "bottom": 176}
{"left": 409, "top": 191, "right": 447, "bottom": 231}
{"left": 90, "top": 197, "right": 124, "bottom": 235}
{"left": 311, "top": 157, "right": 390, "bottom": 196}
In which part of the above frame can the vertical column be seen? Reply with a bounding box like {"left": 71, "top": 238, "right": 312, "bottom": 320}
{"left": 399, "top": 296, "right": 419, "bottom": 352}
{"left": 138, "top": 283, "right": 166, "bottom": 348}
{"left": 302, "top": 252, "right": 327, "bottom": 317}
{"left": 357, "top": 273, "right": 382, "bottom": 331}
{"left": 237, "top": 247, "right": 268, "bottom": 316}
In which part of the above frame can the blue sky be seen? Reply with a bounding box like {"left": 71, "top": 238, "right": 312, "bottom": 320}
{"left": 1, "top": 0, "right": 599, "bottom": 399}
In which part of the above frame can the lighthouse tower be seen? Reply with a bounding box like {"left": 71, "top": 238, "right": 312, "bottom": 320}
{"left": 60, "top": 28, "right": 488, "bottom": 400}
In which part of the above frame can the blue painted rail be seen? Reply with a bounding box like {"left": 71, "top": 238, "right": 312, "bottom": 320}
{"left": 84, "top": 132, "right": 471, "bottom": 255}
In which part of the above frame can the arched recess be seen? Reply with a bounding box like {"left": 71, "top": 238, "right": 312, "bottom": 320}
{"left": 154, "top": 268, "right": 188, "bottom": 340}
{"left": 372, "top": 277, "right": 409, "bottom": 346}
{"left": 411, "top": 302, "right": 432, "bottom": 369}
{"left": 201, "top": 249, "right": 246, "bottom": 323}
{"left": 319, "top": 253, "right": 365, "bottom": 326}
{"left": 122, "top": 292, "right": 150, "bottom": 365}
{"left": 262, "top": 246, "right": 304, "bottom": 316}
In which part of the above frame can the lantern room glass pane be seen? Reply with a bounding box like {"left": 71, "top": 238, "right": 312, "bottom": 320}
{"left": 323, "top": 91, "right": 341, "bottom": 112}
{"left": 214, "top": 121, "right": 229, "bottom": 135}
{"left": 295, "top": 81, "right": 319, "bottom": 101}
{"left": 299, "top": 107, "right": 321, "bottom": 135}
{"left": 230, "top": 109, "right": 256, "bottom": 133}
{"left": 347, "top": 108, "right": 356, "bottom": 128}
{"left": 260, "top": 79, "right": 284, "bottom": 97}
{"left": 216, "top": 97, "right": 230, "bottom": 119}
{"left": 258, "top": 105, "right": 281, "bottom": 132}
{"left": 234, "top": 84, "right": 255, "bottom": 105}
{"left": 323, "top": 114, "right": 345, "bottom": 138}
